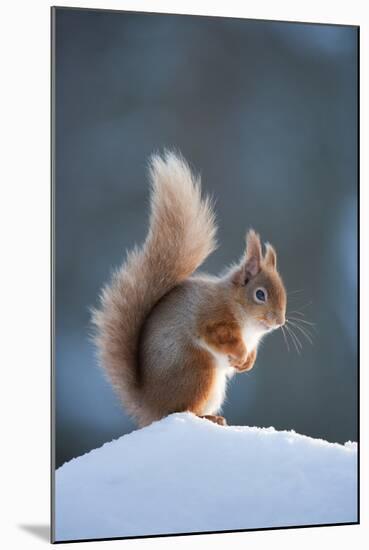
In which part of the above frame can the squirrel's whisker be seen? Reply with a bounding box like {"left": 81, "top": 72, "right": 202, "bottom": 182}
{"left": 285, "top": 323, "right": 301, "bottom": 354}
{"left": 287, "top": 318, "right": 315, "bottom": 338}
{"left": 287, "top": 323, "right": 303, "bottom": 352}
{"left": 281, "top": 325, "right": 290, "bottom": 352}
{"left": 289, "top": 324, "right": 303, "bottom": 350}
{"left": 287, "top": 319, "right": 314, "bottom": 346}
{"left": 292, "top": 300, "right": 313, "bottom": 311}
{"left": 284, "top": 325, "right": 294, "bottom": 352}
{"left": 288, "top": 315, "right": 316, "bottom": 326}
{"left": 288, "top": 316, "right": 316, "bottom": 328}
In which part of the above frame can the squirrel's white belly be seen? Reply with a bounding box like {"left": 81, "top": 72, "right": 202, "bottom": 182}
{"left": 197, "top": 340, "right": 235, "bottom": 415}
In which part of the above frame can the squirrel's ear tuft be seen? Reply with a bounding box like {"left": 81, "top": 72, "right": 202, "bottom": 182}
{"left": 232, "top": 229, "right": 262, "bottom": 285}
{"left": 264, "top": 242, "right": 277, "bottom": 270}
{"left": 243, "top": 229, "right": 262, "bottom": 282}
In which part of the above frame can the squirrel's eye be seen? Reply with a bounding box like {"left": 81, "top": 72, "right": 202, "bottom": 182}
{"left": 255, "top": 288, "right": 267, "bottom": 303}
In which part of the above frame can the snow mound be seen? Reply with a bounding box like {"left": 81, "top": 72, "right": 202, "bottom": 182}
{"left": 55, "top": 413, "right": 357, "bottom": 541}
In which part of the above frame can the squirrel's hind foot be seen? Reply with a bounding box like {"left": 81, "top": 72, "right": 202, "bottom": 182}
{"left": 199, "top": 414, "right": 227, "bottom": 426}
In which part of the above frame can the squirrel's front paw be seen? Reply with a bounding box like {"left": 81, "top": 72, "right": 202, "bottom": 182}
{"left": 231, "top": 349, "right": 257, "bottom": 372}
{"left": 228, "top": 352, "right": 248, "bottom": 369}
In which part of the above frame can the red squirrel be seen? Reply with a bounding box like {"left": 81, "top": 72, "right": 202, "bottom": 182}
{"left": 92, "top": 152, "right": 287, "bottom": 427}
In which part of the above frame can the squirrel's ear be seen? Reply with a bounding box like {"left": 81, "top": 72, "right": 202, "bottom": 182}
{"left": 232, "top": 229, "right": 262, "bottom": 285}
{"left": 244, "top": 229, "right": 262, "bottom": 279}
{"left": 264, "top": 242, "right": 277, "bottom": 270}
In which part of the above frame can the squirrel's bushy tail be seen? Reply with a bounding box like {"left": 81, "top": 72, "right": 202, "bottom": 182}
{"left": 92, "top": 151, "right": 217, "bottom": 422}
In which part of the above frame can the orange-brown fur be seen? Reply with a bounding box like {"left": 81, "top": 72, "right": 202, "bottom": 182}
{"left": 200, "top": 308, "right": 248, "bottom": 368}
{"left": 92, "top": 151, "right": 287, "bottom": 427}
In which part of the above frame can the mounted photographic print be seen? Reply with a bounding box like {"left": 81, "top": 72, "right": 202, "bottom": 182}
{"left": 51, "top": 6, "right": 359, "bottom": 543}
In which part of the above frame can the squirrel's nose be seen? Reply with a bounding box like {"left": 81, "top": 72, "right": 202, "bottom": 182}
{"left": 267, "top": 312, "right": 285, "bottom": 327}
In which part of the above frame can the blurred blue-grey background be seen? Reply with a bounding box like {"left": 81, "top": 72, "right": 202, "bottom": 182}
{"left": 54, "top": 8, "right": 358, "bottom": 468}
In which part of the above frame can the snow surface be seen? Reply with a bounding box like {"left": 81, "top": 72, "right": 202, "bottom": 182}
{"left": 55, "top": 413, "right": 357, "bottom": 541}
